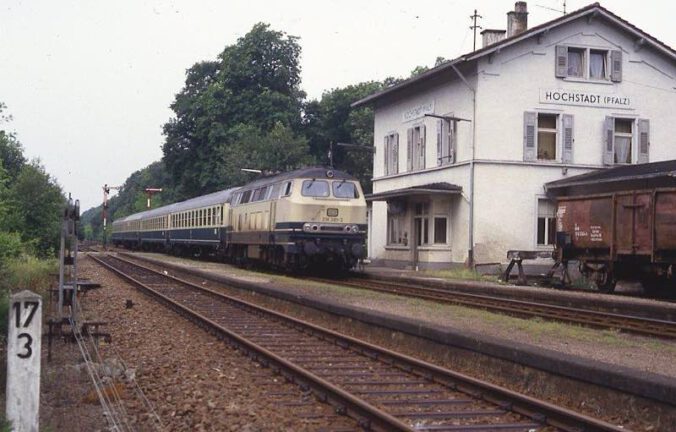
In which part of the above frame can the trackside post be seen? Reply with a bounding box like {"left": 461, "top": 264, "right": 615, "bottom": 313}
{"left": 5, "top": 290, "right": 42, "bottom": 432}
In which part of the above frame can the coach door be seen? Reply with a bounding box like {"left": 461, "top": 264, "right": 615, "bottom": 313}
{"left": 615, "top": 192, "right": 652, "bottom": 256}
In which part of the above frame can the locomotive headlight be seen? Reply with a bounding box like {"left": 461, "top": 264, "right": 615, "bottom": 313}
{"left": 303, "top": 223, "right": 311, "bottom": 232}
{"left": 351, "top": 225, "right": 359, "bottom": 233}
{"left": 312, "top": 224, "right": 319, "bottom": 231}
{"left": 344, "top": 225, "right": 351, "bottom": 232}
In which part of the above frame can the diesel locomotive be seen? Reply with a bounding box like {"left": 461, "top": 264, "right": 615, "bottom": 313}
{"left": 111, "top": 167, "right": 367, "bottom": 271}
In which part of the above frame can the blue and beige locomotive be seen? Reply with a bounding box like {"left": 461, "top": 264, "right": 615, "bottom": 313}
{"left": 111, "top": 167, "right": 367, "bottom": 270}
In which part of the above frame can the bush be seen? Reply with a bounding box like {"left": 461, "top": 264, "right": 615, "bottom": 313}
{"left": 1, "top": 256, "right": 57, "bottom": 296}
{"left": 0, "top": 231, "right": 23, "bottom": 268}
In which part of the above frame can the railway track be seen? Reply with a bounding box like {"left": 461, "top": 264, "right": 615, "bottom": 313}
{"left": 312, "top": 277, "right": 676, "bottom": 339}
{"left": 91, "top": 253, "right": 624, "bottom": 432}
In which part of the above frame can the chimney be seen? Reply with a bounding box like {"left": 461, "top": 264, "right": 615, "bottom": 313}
{"left": 481, "top": 29, "right": 506, "bottom": 48}
{"left": 507, "top": 1, "right": 528, "bottom": 37}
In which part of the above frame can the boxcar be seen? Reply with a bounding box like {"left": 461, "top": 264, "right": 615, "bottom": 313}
{"left": 546, "top": 160, "right": 676, "bottom": 292}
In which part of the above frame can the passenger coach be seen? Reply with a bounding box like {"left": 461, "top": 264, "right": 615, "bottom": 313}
{"left": 111, "top": 167, "right": 367, "bottom": 271}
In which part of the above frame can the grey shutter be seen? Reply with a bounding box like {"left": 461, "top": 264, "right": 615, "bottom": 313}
{"left": 604, "top": 116, "right": 615, "bottom": 165}
{"left": 610, "top": 50, "right": 622, "bottom": 82}
{"left": 407, "top": 128, "right": 413, "bottom": 171}
{"left": 383, "top": 135, "right": 389, "bottom": 175}
{"left": 448, "top": 120, "right": 456, "bottom": 164}
{"left": 562, "top": 114, "right": 574, "bottom": 163}
{"left": 419, "top": 125, "right": 426, "bottom": 169}
{"left": 436, "top": 120, "right": 442, "bottom": 166}
{"left": 555, "top": 45, "right": 568, "bottom": 78}
{"left": 638, "top": 119, "right": 650, "bottom": 164}
{"left": 523, "top": 111, "right": 537, "bottom": 161}
{"left": 390, "top": 133, "right": 399, "bottom": 174}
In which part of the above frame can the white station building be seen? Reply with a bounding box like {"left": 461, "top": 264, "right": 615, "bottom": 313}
{"left": 354, "top": 2, "right": 676, "bottom": 269}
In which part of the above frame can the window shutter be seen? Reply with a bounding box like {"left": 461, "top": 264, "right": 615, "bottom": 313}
{"left": 610, "top": 50, "right": 622, "bottom": 82}
{"left": 419, "top": 125, "right": 426, "bottom": 169}
{"left": 638, "top": 119, "right": 650, "bottom": 164}
{"left": 604, "top": 116, "right": 615, "bottom": 165}
{"left": 407, "top": 128, "right": 413, "bottom": 171}
{"left": 390, "top": 133, "right": 399, "bottom": 174}
{"left": 523, "top": 111, "right": 537, "bottom": 161}
{"left": 562, "top": 114, "right": 574, "bottom": 163}
{"left": 436, "top": 120, "right": 442, "bottom": 166}
{"left": 555, "top": 45, "right": 568, "bottom": 78}
{"left": 383, "top": 135, "right": 389, "bottom": 175}
{"left": 448, "top": 120, "right": 456, "bottom": 164}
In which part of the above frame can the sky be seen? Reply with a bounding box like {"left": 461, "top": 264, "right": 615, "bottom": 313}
{"left": 0, "top": 0, "right": 674, "bottom": 210}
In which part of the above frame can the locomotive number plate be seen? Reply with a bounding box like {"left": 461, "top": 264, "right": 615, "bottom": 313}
{"left": 327, "top": 208, "right": 339, "bottom": 217}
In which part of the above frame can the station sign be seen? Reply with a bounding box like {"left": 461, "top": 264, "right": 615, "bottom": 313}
{"left": 540, "top": 88, "right": 632, "bottom": 110}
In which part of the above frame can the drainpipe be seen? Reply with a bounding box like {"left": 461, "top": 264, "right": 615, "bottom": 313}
{"left": 450, "top": 62, "right": 476, "bottom": 268}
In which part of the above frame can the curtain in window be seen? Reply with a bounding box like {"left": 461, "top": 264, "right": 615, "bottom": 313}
{"left": 567, "top": 51, "right": 583, "bottom": 76}
{"left": 615, "top": 136, "right": 631, "bottom": 163}
{"left": 590, "top": 52, "right": 605, "bottom": 79}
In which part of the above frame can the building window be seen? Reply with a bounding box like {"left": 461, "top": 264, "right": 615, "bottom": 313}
{"left": 384, "top": 133, "right": 399, "bottom": 175}
{"left": 407, "top": 125, "right": 426, "bottom": 171}
{"left": 537, "top": 199, "right": 556, "bottom": 246}
{"left": 433, "top": 217, "right": 447, "bottom": 244}
{"left": 614, "top": 118, "right": 633, "bottom": 164}
{"left": 589, "top": 50, "right": 607, "bottom": 79}
{"left": 556, "top": 46, "right": 620, "bottom": 82}
{"left": 537, "top": 114, "right": 557, "bottom": 160}
{"left": 567, "top": 48, "right": 584, "bottom": 77}
{"left": 413, "top": 202, "right": 429, "bottom": 246}
{"left": 436, "top": 118, "right": 456, "bottom": 166}
{"left": 387, "top": 213, "right": 406, "bottom": 245}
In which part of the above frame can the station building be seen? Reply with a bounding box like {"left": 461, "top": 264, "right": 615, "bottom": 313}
{"left": 353, "top": 2, "right": 676, "bottom": 269}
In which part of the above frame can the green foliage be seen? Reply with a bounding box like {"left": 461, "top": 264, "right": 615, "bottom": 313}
{"left": 303, "top": 82, "right": 382, "bottom": 193}
{"left": 0, "top": 231, "right": 23, "bottom": 267}
{"left": 0, "top": 103, "right": 64, "bottom": 258}
{"left": 1, "top": 256, "right": 57, "bottom": 295}
{"left": 162, "top": 23, "right": 308, "bottom": 200}
{"left": 2, "top": 161, "right": 64, "bottom": 256}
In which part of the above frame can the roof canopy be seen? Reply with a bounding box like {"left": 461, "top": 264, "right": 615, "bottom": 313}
{"left": 366, "top": 182, "right": 462, "bottom": 201}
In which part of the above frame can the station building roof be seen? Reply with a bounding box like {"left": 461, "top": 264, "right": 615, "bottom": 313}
{"left": 366, "top": 182, "right": 462, "bottom": 201}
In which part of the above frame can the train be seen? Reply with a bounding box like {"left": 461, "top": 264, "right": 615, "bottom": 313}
{"left": 111, "top": 167, "right": 368, "bottom": 271}
{"left": 546, "top": 160, "right": 676, "bottom": 293}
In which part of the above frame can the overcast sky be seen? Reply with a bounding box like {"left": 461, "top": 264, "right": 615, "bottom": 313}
{"left": 1, "top": 0, "right": 673, "bottom": 210}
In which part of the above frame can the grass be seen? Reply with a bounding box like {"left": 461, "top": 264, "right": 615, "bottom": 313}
{"left": 1, "top": 255, "right": 57, "bottom": 296}
{"left": 426, "top": 267, "right": 500, "bottom": 282}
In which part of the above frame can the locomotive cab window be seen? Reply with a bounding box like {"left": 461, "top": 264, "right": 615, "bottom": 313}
{"left": 301, "top": 180, "right": 329, "bottom": 197}
{"left": 332, "top": 181, "right": 359, "bottom": 199}
{"left": 281, "top": 181, "right": 293, "bottom": 197}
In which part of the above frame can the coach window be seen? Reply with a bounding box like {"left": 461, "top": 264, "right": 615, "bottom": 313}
{"left": 537, "top": 199, "right": 556, "bottom": 247}
{"left": 301, "top": 180, "right": 329, "bottom": 197}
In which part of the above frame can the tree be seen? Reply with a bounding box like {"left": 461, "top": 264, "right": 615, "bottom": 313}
{"left": 162, "top": 23, "right": 307, "bottom": 200}
{"left": 4, "top": 161, "right": 64, "bottom": 255}
{"left": 303, "top": 82, "right": 382, "bottom": 193}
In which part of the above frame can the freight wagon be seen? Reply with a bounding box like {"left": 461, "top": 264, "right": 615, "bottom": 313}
{"left": 545, "top": 160, "right": 676, "bottom": 293}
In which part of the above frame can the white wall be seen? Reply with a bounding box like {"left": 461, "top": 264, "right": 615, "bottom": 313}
{"left": 368, "top": 13, "right": 676, "bottom": 266}
{"left": 475, "top": 16, "right": 675, "bottom": 165}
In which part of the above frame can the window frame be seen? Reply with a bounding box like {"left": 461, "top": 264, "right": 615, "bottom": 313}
{"left": 300, "top": 180, "right": 330, "bottom": 197}
{"left": 536, "top": 113, "right": 558, "bottom": 161}
{"left": 535, "top": 197, "right": 556, "bottom": 248}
